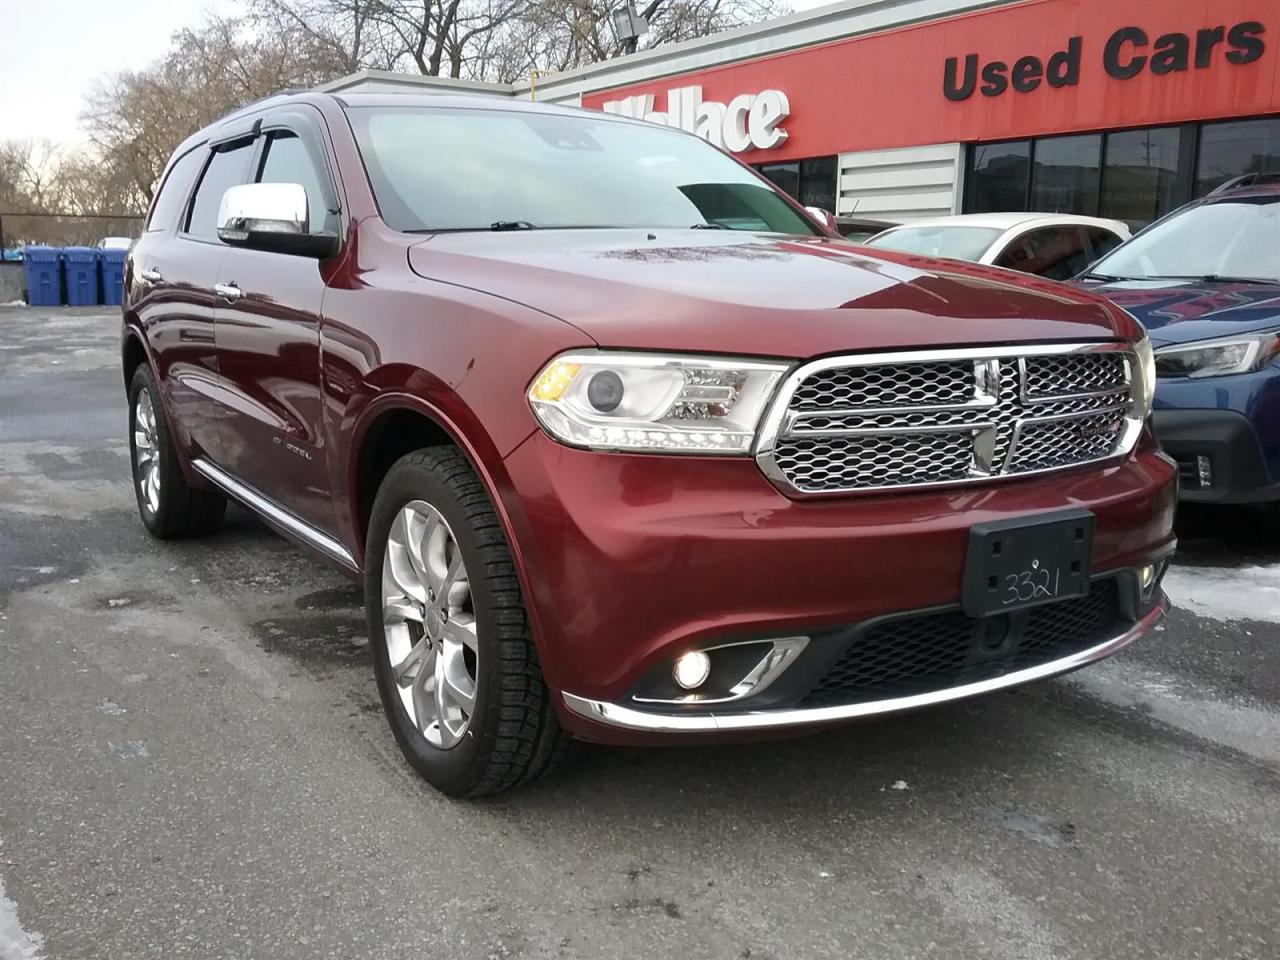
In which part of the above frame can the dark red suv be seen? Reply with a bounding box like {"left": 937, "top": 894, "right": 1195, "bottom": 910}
{"left": 122, "top": 91, "right": 1176, "bottom": 796}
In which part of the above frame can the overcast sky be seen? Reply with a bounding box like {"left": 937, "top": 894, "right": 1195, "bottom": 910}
{"left": 0, "top": 0, "right": 833, "bottom": 144}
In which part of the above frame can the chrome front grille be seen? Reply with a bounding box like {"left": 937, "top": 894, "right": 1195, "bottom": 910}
{"left": 757, "top": 345, "right": 1137, "bottom": 495}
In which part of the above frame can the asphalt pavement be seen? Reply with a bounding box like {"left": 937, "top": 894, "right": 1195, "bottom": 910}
{"left": 1, "top": 306, "right": 1278, "bottom": 960}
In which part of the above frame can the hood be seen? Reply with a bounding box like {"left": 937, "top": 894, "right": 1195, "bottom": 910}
{"left": 407, "top": 230, "right": 1134, "bottom": 358}
{"left": 1077, "top": 277, "right": 1280, "bottom": 346}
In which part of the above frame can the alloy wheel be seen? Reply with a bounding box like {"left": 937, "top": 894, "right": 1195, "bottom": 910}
{"left": 133, "top": 388, "right": 161, "bottom": 514}
{"left": 381, "top": 500, "right": 479, "bottom": 749}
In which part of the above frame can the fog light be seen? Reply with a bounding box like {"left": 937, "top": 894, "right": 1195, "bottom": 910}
{"left": 1140, "top": 564, "right": 1156, "bottom": 590}
{"left": 1196, "top": 455, "right": 1213, "bottom": 489}
{"left": 672, "top": 651, "right": 711, "bottom": 690}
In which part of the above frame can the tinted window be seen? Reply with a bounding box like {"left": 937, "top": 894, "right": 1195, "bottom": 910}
{"left": 994, "top": 226, "right": 1091, "bottom": 280}
{"left": 758, "top": 162, "right": 799, "bottom": 199}
{"left": 1195, "top": 117, "right": 1280, "bottom": 196}
{"left": 969, "top": 141, "right": 1030, "bottom": 213}
{"left": 1101, "top": 127, "right": 1182, "bottom": 226}
{"left": 798, "top": 155, "right": 837, "bottom": 211}
{"left": 758, "top": 156, "right": 837, "bottom": 213}
{"left": 258, "top": 131, "right": 336, "bottom": 233}
{"left": 865, "top": 225, "right": 1001, "bottom": 261}
{"left": 1093, "top": 197, "right": 1280, "bottom": 282}
{"left": 186, "top": 140, "right": 256, "bottom": 239}
{"left": 1030, "top": 134, "right": 1100, "bottom": 214}
{"left": 346, "top": 106, "right": 816, "bottom": 235}
{"left": 1085, "top": 226, "right": 1124, "bottom": 260}
{"left": 146, "top": 147, "right": 205, "bottom": 232}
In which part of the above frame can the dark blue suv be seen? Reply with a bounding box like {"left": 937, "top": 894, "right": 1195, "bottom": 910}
{"left": 1078, "top": 180, "right": 1280, "bottom": 504}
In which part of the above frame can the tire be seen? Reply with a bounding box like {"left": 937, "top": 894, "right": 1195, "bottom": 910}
{"left": 365, "top": 446, "right": 575, "bottom": 798}
{"left": 128, "top": 365, "right": 227, "bottom": 538}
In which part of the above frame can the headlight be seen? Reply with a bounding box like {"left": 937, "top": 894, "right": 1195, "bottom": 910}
{"left": 1154, "top": 329, "right": 1280, "bottom": 379}
{"left": 1131, "top": 334, "right": 1156, "bottom": 420}
{"left": 528, "top": 351, "right": 789, "bottom": 453}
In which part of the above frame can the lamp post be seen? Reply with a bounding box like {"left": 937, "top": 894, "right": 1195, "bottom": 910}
{"left": 611, "top": 3, "right": 649, "bottom": 55}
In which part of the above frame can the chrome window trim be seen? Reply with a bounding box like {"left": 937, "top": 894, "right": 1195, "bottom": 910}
{"left": 753, "top": 341, "right": 1139, "bottom": 498}
{"left": 563, "top": 596, "right": 1167, "bottom": 733}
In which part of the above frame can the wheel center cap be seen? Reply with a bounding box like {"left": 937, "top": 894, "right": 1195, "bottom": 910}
{"left": 425, "top": 608, "right": 443, "bottom": 637}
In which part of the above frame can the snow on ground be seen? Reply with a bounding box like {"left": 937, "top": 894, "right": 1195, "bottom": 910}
{"left": 0, "top": 875, "right": 44, "bottom": 960}
{"left": 1162, "top": 562, "right": 1280, "bottom": 624}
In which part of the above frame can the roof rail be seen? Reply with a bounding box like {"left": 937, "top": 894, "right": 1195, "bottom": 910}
{"left": 1207, "top": 171, "right": 1280, "bottom": 196}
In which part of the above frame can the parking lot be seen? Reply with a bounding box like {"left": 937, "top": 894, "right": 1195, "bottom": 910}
{"left": 1, "top": 305, "right": 1278, "bottom": 960}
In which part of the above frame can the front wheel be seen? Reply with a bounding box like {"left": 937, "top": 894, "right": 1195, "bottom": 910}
{"left": 364, "top": 447, "right": 575, "bottom": 797}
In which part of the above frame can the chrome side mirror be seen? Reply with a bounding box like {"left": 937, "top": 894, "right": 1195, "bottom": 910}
{"left": 805, "top": 205, "right": 837, "bottom": 232}
{"left": 216, "top": 182, "right": 338, "bottom": 258}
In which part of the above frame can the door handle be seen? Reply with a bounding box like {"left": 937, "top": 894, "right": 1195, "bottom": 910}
{"left": 139, "top": 267, "right": 164, "bottom": 285}
{"left": 214, "top": 281, "right": 242, "bottom": 302}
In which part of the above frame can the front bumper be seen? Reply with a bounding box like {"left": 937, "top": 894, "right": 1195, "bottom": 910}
{"left": 1152, "top": 408, "right": 1280, "bottom": 503}
{"left": 499, "top": 430, "right": 1177, "bottom": 743}
{"left": 563, "top": 596, "right": 1167, "bottom": 733}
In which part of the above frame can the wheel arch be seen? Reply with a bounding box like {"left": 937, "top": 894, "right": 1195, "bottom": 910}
{"left": 121, "top": 322, "right": 151, "bottom": 390}
{"left": 346, "top": 393, "right": 536, "bottom": 571}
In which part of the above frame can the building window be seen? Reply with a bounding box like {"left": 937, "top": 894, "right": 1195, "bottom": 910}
{"left": 968, "top": 140, "right": 1030, "bottom": 213}
{"left": 1100, "top": 127, "right": 1183, "bottom": 225}
{"left": 965, "top": 116, "right": 1280, "bottom": 228}
{"left": 1030, "top": 134, "right": 1101, "bottom": 215}
{"left": 1195, "top": 117, "right": 1280, "bottom": 196}
{"left": 757, "top": 156, "right": 837, "bottom": 212}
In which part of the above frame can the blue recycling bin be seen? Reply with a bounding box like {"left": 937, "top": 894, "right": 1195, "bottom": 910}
{"left": 100, "top": 248, "right": 127, "bottom": 306}
{"left": 23, "top": 246, "right": 62, "bottom": 306}
{"left": 62, "top": 246, "right": 101, "bottom": 306}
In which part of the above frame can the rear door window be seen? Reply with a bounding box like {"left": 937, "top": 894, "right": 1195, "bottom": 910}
{"left": 995, "top": 226, "right": 1092, "bottom": 280}
{"left": 185, "top": 140, "right": 256, "bottom": 240}
{"left": 145, "top": 147, "right": 205, "bottom": 232}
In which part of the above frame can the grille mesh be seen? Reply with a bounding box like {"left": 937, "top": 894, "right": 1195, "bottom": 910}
{"left": 791, "top": 361, "right": 974, "bottom": 409}
{"left": 773, "top": 433, "right": 973, "bottom": 491}
{"left": 766, "top": 349, "right": 1133, "bottom": 494}
{"left": 801, "top": 580, "right": 1124, "bottom": 707}
{"left": 1023, "top": 353, "right": 1128, "bottom": 399}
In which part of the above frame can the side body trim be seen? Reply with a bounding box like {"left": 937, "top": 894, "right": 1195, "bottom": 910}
{"left": 191, "top": 458, "right": 357, "bottom": 569}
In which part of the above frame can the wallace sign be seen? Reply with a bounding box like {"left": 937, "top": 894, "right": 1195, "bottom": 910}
{"left": 943, "top": 19, "right": 1265, "bottom": 100}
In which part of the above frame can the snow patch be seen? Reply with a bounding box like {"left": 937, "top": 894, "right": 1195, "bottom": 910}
{"left": 1162, "top": 563, "right": 1280, "bottom": 624}
{"left": 0, "top": 875, "right": 44, "bottom": 960}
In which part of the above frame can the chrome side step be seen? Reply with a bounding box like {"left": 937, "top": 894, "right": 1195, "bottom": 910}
{"left": 191, "top": 458, "right": 357, "bottom": 570}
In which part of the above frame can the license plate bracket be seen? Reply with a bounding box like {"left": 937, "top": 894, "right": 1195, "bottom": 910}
{"left": 962, "top": 508, "right": 1095, "bottom": 617}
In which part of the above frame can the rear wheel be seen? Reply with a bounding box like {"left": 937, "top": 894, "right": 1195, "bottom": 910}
{"left": 128, "top": 365, "right": 226, "bottom": 538}
{"left": 365, "top": 447, "right": 575, "bottom": 797}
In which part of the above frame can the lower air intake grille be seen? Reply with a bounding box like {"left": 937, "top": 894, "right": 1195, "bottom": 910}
{"left": 801, "top": 579, "right": 1125, "bottom": 707}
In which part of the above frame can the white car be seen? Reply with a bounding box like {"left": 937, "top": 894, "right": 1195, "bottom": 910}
{"left": 98, "top": 236, "right": 134, "bottom": 251}
{"left": 864, "top": 213, "right": 1131, "bottom": 281}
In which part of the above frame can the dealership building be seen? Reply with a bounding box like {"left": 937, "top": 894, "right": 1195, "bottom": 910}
{"left": 325, "top": 0, "right": 1280, "bottom": 227}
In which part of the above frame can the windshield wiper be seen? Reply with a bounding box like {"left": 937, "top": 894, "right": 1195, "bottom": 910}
{"left": 490, "top": 220, "right": 536, "bottom": 231}
{"left": 689, "top": 223, "right": 727, "bottom": 230}
{"left": 1078, "top": 272, "right": 1131, "bottom": 282}
{"left": 1143, "top": 274, "right": 1280, "bottom": 285}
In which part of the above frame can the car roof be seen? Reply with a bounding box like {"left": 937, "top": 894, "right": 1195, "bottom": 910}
{"left": 1204, "top": 182, "right": 1280, "bottom": 202}
{"left": 170, "top": 89, "right": 652, "bottom": 164}
{"left": 884, "top": 212, "right": 1128, "bottom": 232}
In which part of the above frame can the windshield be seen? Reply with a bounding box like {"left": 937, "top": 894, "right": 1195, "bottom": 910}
{"left": 345, "top": 105, "right": 818, "bottom": 235}
{"left": 1091, "top": 196, "right": 1280, "bottom": 282}
{"left": 864, "top": 225, "right": 1001, "bottom": 261}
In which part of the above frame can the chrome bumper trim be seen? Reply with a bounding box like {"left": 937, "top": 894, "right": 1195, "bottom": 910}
{"left": 562, "top": 596, "right": 1168, "bottom": 733}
